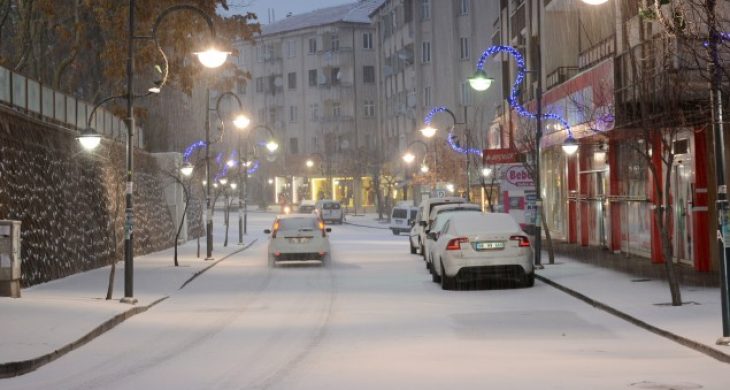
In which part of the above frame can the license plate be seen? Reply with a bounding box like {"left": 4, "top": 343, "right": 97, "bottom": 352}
{"left": 288, "top": 237, "right": 311, "bottom": 244}
{"left": 475, "top": 241, "right": 504, "bottom": 250}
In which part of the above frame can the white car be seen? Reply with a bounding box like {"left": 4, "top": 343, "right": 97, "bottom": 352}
{"left": 264, "top": 214, "right": 331, "bottom": 266}
{"left": 430, "top": 213, "right": 534, "bottom": 290}
{"left": 409, "top": 197, "right": 466, "bottom": 255}
{"left": 423, "top": 204, "right": 482, "bottom": 272}
{"left": 315, "top": 199, "right": 344, "bottom": 224}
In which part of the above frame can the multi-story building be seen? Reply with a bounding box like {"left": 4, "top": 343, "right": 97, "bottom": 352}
{"left": 491, "top": 0, "right": 720, "bottom": 273}
{"left": 370, "top": 0, "right": 500, "bottom": 204}
{"left": 232, "top": 0, "right": 382, "bottom": 211}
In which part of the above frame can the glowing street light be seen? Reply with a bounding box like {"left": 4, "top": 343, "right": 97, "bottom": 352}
{"left": 219, "top": 177, "right": 228, "bottom": 185}
{"left": 402, "top": 152, "right": 416, "bottom": 164}
{"left": 266, "top": 140, "right": 279, "bottom": 152}
{"left": 468, "top": 69, "right": 493, "bottom": 91}
{"left": 194, "top": 48, "right": 231, "bottom": 68}
{"left": 233, "top": 114, "right": 250, "bottom": 130}
{"left": 446, "top": 183, "right": 455, "bottom": 193}
{"left": 419, "top": 126, "right": 437, "bottom": 138}
{"left": 306, "top": 159, "right": 315, "bottom": 168}
{"left": 482, "top": 167, "right": 493, "bottom": 177}
{"left": 562, "top": 135, "right": 579, "bottom": 156}
{"left": 581, "top": 0, "right": 608, "bottom": 4}
{"left": 420, "top": 164, "right": 429, "bottom": 173}
{"left": 180, "top": 162, "right": 194, "bottom": 176}
{"left": 76, "top": 128, "right": 102, "bottom": 151}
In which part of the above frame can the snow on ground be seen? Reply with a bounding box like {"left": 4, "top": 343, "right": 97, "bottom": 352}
{"left": 2, "top": 213, "right": 730, "bottom": 389}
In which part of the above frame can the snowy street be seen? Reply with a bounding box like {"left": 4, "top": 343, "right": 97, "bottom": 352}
{"left": 3, "top": 213, "right": 730, "bottom": 389}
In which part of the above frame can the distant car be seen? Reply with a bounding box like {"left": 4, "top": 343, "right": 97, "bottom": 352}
{"left": 423, "top": 205, "right": 483, "bottom": 272}
{"left": 264, "top": 214, "right": 331, "bottom": 266}
{"left": 390, "top": 205, "right": 418, "bottom": 235}
{"left": 430, "top": 213, "right": 534, "bottom": 290}
{"left": 298, "top": 200, "right": 316, "bottom": 214}
{"left": 409, "top": 197, "right": 466, "bottom": 255}
{"left": 315, "top": 199, "right": 344, "bottom": 224}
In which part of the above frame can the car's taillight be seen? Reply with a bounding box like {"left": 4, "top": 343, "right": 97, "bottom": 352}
{"left": 319, "top": 220, "right": 326, "bottom": 237}
{"left": 510, "top": 235, "right": 531, "bottom": 247}
{"left": 272, "top": 221, "right": 279, "bottom": 238}
{"left": 446, "top": 237, "right": 468, "bottom": 250}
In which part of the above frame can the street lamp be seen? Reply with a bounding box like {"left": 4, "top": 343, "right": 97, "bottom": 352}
{"left": 562, "top": 135, "right": 579, "bottom": 156}
{"left": 77, "top": 127, "right": 102, "bottom": 151}
{"left": 306, "top": 159, "right": 314, "bottom": 168}
{"left": 194, "top": 48, "right": 232, "bottom": 68}
{"left": 482, "top": 167, "right": 493, "bottom": 177}
{"left": 581, "top": 0, "right": 608, "bottom": 4}
{"left": 238, "top": 123, "right": 279, "bottom": 238}
{"left": 467, "top": 69, "right": 493, "bottom": 92}
{"left": 402, "top": 152, "right": 416, "bottom": 164}
{"left": 180, "top": 162, "right": 194, "bottom": 177}
{"left": 419, "top": 125, "right": 437, "bottom": 138}
{"left": 80, "top": 2, "right": 226, "bottom": 304}
{"left": 402, "top": 140, "right": 428, "bottom": 202}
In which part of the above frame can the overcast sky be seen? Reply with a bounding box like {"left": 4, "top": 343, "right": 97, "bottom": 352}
{"left": 220, "top": 0, "right": 353, "bottom": 24}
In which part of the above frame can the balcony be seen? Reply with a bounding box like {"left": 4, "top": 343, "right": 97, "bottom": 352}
{"left": 578, "top": 35, "right": 615, "bottom": 70}
{"left": 545, "top": 66, "right": 579, "bottom": 90}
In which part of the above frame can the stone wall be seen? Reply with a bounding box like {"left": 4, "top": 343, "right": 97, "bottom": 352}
{"left": 0, "top": 107, "right": 177, "bottom": 287}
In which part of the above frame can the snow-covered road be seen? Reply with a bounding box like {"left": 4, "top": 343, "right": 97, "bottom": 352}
{"left": 4, "top": 214, "right": 730, "bottom": 389}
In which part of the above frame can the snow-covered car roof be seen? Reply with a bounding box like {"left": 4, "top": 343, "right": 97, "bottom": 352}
{"left": 276, "top": 213, "right": 319, "bottom": 219}
{"left": 431, "top": 203, "right": 481, "bottom": 216}
{"left": 447, "top": 213, "right": 521, "bottom": 234}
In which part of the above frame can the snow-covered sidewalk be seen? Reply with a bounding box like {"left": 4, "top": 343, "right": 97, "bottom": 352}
{"left": 343, "top": 213, "right": 391, "bottom": 230}
{"left": 0, "top": 212, "right": 267, "bottom": 373}
{"left": 537, "top": 254, "right": 730, "bottom": 360}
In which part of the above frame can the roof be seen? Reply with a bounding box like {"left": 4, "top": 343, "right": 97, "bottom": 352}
{"left": 261, "top": 0, "right": 385, "bottom": 36}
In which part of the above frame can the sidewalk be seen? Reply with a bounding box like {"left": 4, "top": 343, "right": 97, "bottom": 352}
{"left": 538, "top": 241, "right": 729, "bottom": 362}
{"left": 0, "top": 213, "right": 266, "bottom": 377}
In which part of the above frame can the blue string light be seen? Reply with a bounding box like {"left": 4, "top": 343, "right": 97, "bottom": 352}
{"left": 423, "top": 106, "right": 483, "bottom": 156}
{"left": 475, "top": 45, "right": 574, "bottom": 138}
{"left": 247, "top": 160, "right": 260, "bottom": 175}
{"left": 183, "top": 140, "right": 206, "bottom": 162}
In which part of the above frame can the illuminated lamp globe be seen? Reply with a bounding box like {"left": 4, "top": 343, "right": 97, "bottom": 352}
{"left": 306, "top": 159, "right": 314, "bottom": 168}
{"left": 482, "top": 167, "right": 493, "bottom": 177}
{"left": 468, "top": 69, "right": 493, "bottom": 92}
{"left": 562, "top": 136, "right": 579, "bottom": 155}
{"left": 233, "top": 114, "right": 250, "bottom": 129}
{"left": 227, "top": 159, "right": 236, "bottom": 168}
{"left": 219, "top": 178, "right": 228, "bottom": 185}
{"left": 230, "top": 182, "right": 237, "bottom": 190}
{"left": 420, "top": 164, "right": 429, "bottom": 173}
{"left": 194, "top": 48, "right": 231, "bottom": 68}
{"left": 180, "top": 162, "right": 194, "bottom": 176}
{"left": 420, "top": 126, "right": 437, "bottom": 138}
{"left": 77, "top": 128, "right": 102, "bottom": 151}
{"left": 148, "top": 87, "right": 161, "bottom": 94}
{"left": 581, "top": 0, "right": 608, "bottom": 4}
{"left": 266, "top": 140, "right": 279, "bottom": 152}
{"left": 402, "top": 152, "right": 416, "bottom": 164}
{"left": 268, "top": 178, "right": 274, "bottom": 184}
{"left": 446, "top": 183, "right": 455, "bottom": 193}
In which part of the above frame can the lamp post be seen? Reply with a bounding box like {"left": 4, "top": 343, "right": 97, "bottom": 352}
{"left": 402, "top": 140, "right": 428, "bottom": 204}
{"left": 77, "top": 2, "right": 228, "bottom": 303}
{"left": 240, "top": 124, "right": 278, "bottom": 235}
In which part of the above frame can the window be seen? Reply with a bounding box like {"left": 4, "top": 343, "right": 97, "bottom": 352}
{"left": 460, "top": 82, "right": 472, "bottom": 105}
{"left": 287, "top": 40, "right": 297, "bottom": 58}
{"left": 308, "top": 37, "right": 317, "bottom": 54}
{"left": 423, "top": 86, "right": 431, "bottom": 107}
{"left": 289, "top": 138, "right": 299, "bottom": 154}
{"left": 331, "top": 67, "right": 340, "bottom": 85}
{"left": 330, "top": 34, "right": 339, "bottom": 51}
{"left": 311, "top": 103, "right": 319, "bottom": 120}
{"left": 308, "top": 69, "right": 317, "bottom": 86}
{"left": 421, "top": 41, "right": 431, "bottom": 63}
{"left": 459, "top": 0, "right": 470, "bottom": 15}
{"left": 363, "top": 32, "right": 373, "bottom": 49}
{"left": 420, "top": 0, "right": 431, "bottom": 20}
{"left": 332, "top": 102, "right": 341, "bottom": 117}
{"left": 257, "top": 108, "right": 266, "bottom": 122}
{"left": 237, "top": 81, "right": 246, "bottom": 95}
{"left": 363, "top": 66, "right": 375, "bottom": 83}
{"left": 460, "top": 37, "right": 470, "bottom": 60}
{"left": 364, "top": 100, "right": 375, "bottom": 117}
{"left": 287, "top": 72, "right": 297, "bottom": 89}
{"left": 255, "top": 77, "right": 265, "bottom": 93}
{"left": 289, "top": 105, "right": 298, "bottom": 122}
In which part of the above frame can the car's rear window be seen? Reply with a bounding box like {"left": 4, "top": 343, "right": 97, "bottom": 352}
{"left": 409, "top": 209, "right": 418, "bottom": 219}
{"left": 299, "top": 206, "right": 315, "bottom": 213}
{"left": 322, "top": 202, "right": 341, "bottom": 210}
{"left": 278, "top": 218, "right": 318, "bottom": 231}
{"left": 392, "top": 208, "right": 407, "bottom": 218}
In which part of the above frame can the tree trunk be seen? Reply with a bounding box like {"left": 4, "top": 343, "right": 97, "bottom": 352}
{"left": 540, "top": 206, "right": 555, "bottom": 264}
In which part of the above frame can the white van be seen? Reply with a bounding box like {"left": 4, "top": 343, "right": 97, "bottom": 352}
{"left": 390, "top": 205, "right": 418, "bottom": 235}
{"left": 315, "top": 199, "right": 344, "bottom": 224}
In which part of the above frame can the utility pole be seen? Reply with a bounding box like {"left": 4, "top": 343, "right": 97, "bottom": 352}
{"left": 205, "top": 88, "right": 214, "bottom": 260}
{"left": 533, "top": 1, "right": 544, "bottom": 269}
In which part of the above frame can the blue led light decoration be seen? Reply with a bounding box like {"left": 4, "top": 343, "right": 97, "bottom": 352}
{"left": 423, "top": 106, "right": 482, "bottom": 156}
{"left": 183, "top": 140, "right": 206, "bottom": 163}
{"left": 473, "top": 45, "right": 574, "bottom": 142}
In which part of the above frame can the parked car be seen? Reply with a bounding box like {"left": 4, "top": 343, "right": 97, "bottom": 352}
{"left": 429, "top": 212, "right": 534, "bottom": 290}
{"left": 390, "top": 205, "right": 418, "bottom": 235}
{"left": 423, "top": 204, "right": 482, "bottom": 271}
{"left": 409, "top": 197, "right": 466, "bottom": 255}
{"left": 264, "top": 214, "right": 332, "bottom": 266}
{"left": 315, "top": 199, "right": 343, "bottom": 224}
{"left": 298, "top": 200, "right": 316, "bottom": 214}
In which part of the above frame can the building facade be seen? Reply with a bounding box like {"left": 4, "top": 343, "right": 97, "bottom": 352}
{"left": 232, "top": 1, "right": 382, "bottom": 211}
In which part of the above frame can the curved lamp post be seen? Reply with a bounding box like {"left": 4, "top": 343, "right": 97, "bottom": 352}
{"left": 78, "top": 2, "right": 228, "bottom": 304}
{"left": 402, "top": 140, "right": 429, "bottom": 201}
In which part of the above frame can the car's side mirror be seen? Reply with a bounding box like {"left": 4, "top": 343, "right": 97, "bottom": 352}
{"left": 264, "top": 229, "right": 271, "bottom": 234}
{"left": 425, "top": 229, "right": 430, "bottom": 234}
{"left": 419, "top": 221, "right": 427, "bottom": 227}
{"left": 326, "top": 228, "right": 332, "bottom": 233}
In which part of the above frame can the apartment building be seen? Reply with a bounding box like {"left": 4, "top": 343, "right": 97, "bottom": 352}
{"left": 370, "top": 0, "right": 500, "bottom": 203}
{"left": 232, "top": 0, "right": 382, "bottom": 210}
{"left": 493, "top": 0, "right": 720, "bottom": 273}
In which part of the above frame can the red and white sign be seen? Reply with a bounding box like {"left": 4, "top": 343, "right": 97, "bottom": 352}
{"left": 483, "top": 148, "right": 524, "bottom": 165}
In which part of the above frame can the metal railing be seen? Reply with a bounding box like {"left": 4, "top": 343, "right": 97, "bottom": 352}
{"left": 0, "top": 65, "right": 143, "bottom": 148}
{"left": 578, "top": 35, "right": 615, "bottom": 70}
{"left": 546, "top": 66, "right": 579, "bottom": 90}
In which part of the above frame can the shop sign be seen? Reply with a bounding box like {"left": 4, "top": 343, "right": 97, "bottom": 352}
{"left": 483, "top": 148, "right": 524, "bottom": 165}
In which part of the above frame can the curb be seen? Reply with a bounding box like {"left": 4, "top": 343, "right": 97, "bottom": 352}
{"left": 536, "top": 274, "right": 730, "bottom": 364}
{"left": 179, "top": 239, "right": 257, "bottom": 290}
{"left": 0, "top": 240, "right": 258, "bottom": 378}
{"left": 343, "top": 221, "right": 391, "bottom": 230}
{"left": 0, "top": 296, "right": 169, "bottom": 378}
